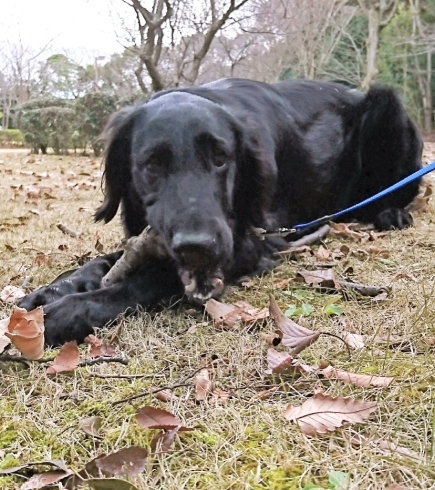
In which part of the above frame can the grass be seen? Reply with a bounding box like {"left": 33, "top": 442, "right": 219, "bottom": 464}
{"left": 1, "top": 147, "right": 435, "bottom": 489}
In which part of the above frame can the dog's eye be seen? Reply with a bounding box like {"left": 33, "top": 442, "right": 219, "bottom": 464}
{"left": 145, "top": 157, "right": 163, "bottom": 172}
{"left": 212, "top": 146, "right": 227, "bottom": 168}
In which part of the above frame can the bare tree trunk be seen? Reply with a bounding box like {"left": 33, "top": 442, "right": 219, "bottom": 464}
{"left": 410, "top": 0, "right": 433, "bottom": 133}
{"left": 121, "top": 0, "right": 250, "bottom": 92}
{"left": 359, "top": 0, "right": 399, "bottom": 90}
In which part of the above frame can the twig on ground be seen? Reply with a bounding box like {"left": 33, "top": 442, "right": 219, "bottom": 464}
{"left": 56, "top": 223, "right": 82, "bottom": 238}
{"left": 79, "top": 355, "right": 128, "bottom": 367}
{"left": 112, "top": 365, "right": 209, "bottom": 406}
{"left": 319, "top": 332, "right": 352, "bottom": 358}
{"left": 0, "top": 354, "right": 30, "bottom": 367}
{"left": 278, "top": 224, "right": 330, "bottom": 251}
{"left": 338, "top": 281, "right": 389, "bottom": 297}
{"left": 87, "top": 371, "right": 166, "bottom": 379}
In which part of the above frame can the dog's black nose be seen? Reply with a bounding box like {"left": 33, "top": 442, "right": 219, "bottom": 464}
{"left": 172, "top": 232, "right": 217, "bottom": 267}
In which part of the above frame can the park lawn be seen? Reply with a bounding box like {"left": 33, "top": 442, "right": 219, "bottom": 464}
{"left": 1, "top": 147, "right": 435, "bottom": 489}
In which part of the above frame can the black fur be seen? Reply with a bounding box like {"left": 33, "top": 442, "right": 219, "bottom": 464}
{"left": 19, "top": 78, "right": 423, "bottom": 345}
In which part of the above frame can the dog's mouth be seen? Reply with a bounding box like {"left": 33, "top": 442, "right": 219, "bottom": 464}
{"left": 178, "top": 267, "right": 225, "bottom": 303}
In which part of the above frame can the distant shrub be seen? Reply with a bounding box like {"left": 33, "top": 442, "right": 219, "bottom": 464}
{"left": 0, "top": 129, "right": 25, "bottom": 147}
{"left": 15, "top": 98, "right": 75, "bottom": 154}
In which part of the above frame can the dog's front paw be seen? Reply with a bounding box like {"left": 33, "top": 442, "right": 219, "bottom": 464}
{"left": 42, "top": 299, "right": 94, "bottom": 347}
{"left": 18, "top": 285, "right": 65, "bottom": 311}
{"left": 374, "top": 207, "right": 413, "bottom": 231}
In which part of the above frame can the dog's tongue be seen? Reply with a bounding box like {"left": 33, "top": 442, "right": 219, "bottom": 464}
{"left": 179, "top": 269, "right": 224, "bottom": 303}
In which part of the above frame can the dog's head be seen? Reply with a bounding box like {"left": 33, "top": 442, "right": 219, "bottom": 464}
{"left": 96, "top": 90, "right": 276, "bottom": 302}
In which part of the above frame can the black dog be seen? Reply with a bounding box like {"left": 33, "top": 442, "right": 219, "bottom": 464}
{"left": 19, "top": 78, "right": 423, "bottom": 345}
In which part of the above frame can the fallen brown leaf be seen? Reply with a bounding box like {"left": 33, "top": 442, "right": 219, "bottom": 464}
{"left": 269, "top": 296, "right": 320, "bottom": 355}
{"left": 274, "top": 278, "right": 292, "bottom": 289}
{"left": 0, "top": 285, "right": 26, "bottom": 303}
{"left": 283, "top": 393, "right": 377, "bottom": 435}
{"left": 329, "top": 222, "right": 369, "bottom": 241}
{"left": 20, "top": 471, "right": 72, "bottom": 489}
{"left": 79, "top": 416, "right": 103, "bottom": 437}
{"left": 94, "top": 447, "right": 148, "bottom": 477}
{"left": 135, "top": 406, "right": 191, "bottom": 430}
{"left": 5, "top": 307, "right": 45, "bottom": 360}
{"left": 195, "top": 368, "right": 213, "bottom": 401}
{"left": 316, "top": 245, "right": 330, "bottom": 260}
{"left": 259, "top": 332, "right": 281, "bottom": 346}
{"left": 84, "top": 334, "right": 117, "bottom": 358}
{"left": 253, "top": 386, "right": 279, "bottom": 400}
{"left": 46, "top": 341, "right": 80, "bottom": 374}
{"left": 277, "top": 245, "right": 312, "bottom": 258}
{"left": 343, "top": 331, "right": 365, "bottom": 350}
{"left": 150, "top": 425, "right": 182, "bottom": 454}
{"left": 321, "top": 365, "right": 394, "bottom": 388}
{"left": 267, "top": 348, "right": 315, "bottom": 375}
{"left": 154, "top": 390, "right": 174, "bottom": 402}
{"left": 0, "top": 317, "right": 11, "bottom": 353}
{"left": 209, "top": 388, "right": 231, "bottom": 405}
{"left": 205, "top": 299, "right": 268, "bottom": 327}
{"left": 205, "top": 299, "right": 241, "bottom": 328}
{"left": 406, "top": 183, "right": 432, "bottom": 214}
{"left": 351, "top": 433, "right": 421, "bottom": 461}
{"left": 298, "top": 268, "right": 338, "bottom": 289}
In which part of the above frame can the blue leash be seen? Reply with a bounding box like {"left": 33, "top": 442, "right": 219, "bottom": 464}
{"left": 260, "top": 160, "right": 435, "bottom": 237}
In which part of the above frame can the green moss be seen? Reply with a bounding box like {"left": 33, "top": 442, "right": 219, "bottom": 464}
{"left": 252, "top": 467, "right": 303, "bottom": 490}
{"left": 0, "top": 454, "right": 20, "bottom": 469}
{"left": 189, "top": 430, "right": 220, "bottom": 446}
{"left": 0, "top": 424, "right": 18, "bottom": 449}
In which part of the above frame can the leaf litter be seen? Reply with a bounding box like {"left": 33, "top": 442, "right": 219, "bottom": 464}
{"left": 1, "top": 153, "right": 433, "bottom": 488}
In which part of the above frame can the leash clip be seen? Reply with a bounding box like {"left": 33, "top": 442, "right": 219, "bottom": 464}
{"left": 250, "top": 227, "right": 296, "bottom": 239}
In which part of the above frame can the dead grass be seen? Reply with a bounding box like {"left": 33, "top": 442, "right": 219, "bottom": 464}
{"left": 2, "top": 148, "right": 435, "bottom": 489}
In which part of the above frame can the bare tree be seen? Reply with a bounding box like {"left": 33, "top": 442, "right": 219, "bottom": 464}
{"left": 238, "top": 0, "right": 354, "bottom": 82}
{"left": 408, "top": 0, "right": 435, "bottom": 133}
{"left": 358, "top": 0, "right": 399, "bottom": 90}
{"left": 115, "top": 0, "right": 251, "bottom": 92}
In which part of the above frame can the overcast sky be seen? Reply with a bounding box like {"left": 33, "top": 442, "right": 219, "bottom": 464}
{"left": 1, "top": 0, "right": 125, "bottom": 61}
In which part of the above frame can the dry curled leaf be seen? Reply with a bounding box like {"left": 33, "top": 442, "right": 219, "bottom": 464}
{"left": 135, "top": 406, "right": 191, "bottom": 431}
{"left": 0, "top": 317, "right": 11, "bottom": 353}
{"left": 283, "top": 393, "right": 377, "bottom": 435}
{"left": 269, "top": 296, "right": 320, "bottom": 355}
{"left": 351, "top": 433, "right": 420, "bottom": 462}
{"left": 0, "top": 285, "right": 26, "bottom": 303}
{"left": 195, "top": 368, "right": 213, "bottom": 401}
{"left": 5, "top": 307, "right": 45, "bottom": 360}
{"left": 20, "top": 471, "right": 72, "bottom": 489}
{"left": 253, "top": 386, "right": 279, "bottom": 400}
{"left": 46, "top": 341, "right": 80, "bottom": 374}
{"left": 298, "top": 268, "right": 338, "bottom": 289}
{"left": 79, "top": 416, "right": 103, "bottom": 437}
{"left": 84, "top": 334, "right": 116, "bottom": 358}
{"left": 205, "top": 299, "right": 242, "bottom": 328}
{"left": 205, "top": 299, "right": 268, "bottom": 328}
{"left": 150, "top": 425, "right": 182, "bottom": 454}
{"left": 209, "top": 388, "right": 231, "bottom": 405}
{"left": 154, "top": 390, "right": 174, "bottom": 402}
{"left": 406, "top": 183, "right": 432, "bottom": 214}
{"left": 343, "top": 331, "right": 365, "bottom": 350}
{"left": 277, "top": 245, "right": 313, "bottom": 257}
{"left": 94, "top": 446, "right": 148, "bottom": 477}
{"left": 316, "top": 245, "right": 330, "bottom": 260}
{"left": 329, "top": 222, "right": 369, "bottom": 241}
{"left": 322, "top": 365, "right": 394, "bottom": 388}
{"left": 267, "top": 348, "right": 314, "bottom": 375}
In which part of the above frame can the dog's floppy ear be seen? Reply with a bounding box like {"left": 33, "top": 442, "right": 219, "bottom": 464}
{"left": 233, "top": 117, "right": 278, "bottom": 228}
{"left": 95, "top": 105, "right": 138, "bottom": 223}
